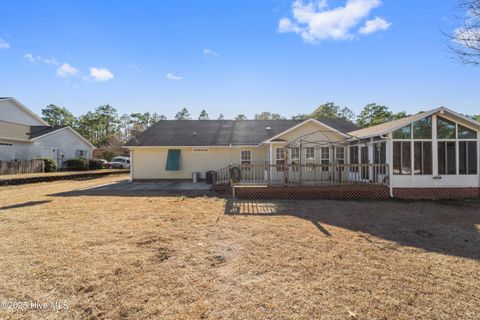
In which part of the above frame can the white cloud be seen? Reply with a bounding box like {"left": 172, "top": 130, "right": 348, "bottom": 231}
{"left": 43, "top": 57, "right": 60, "bottom": 65}
{"left": 278, "top": 0, "right": 390, "bottom": 42}
{"left": 203, "top": 48, "right": 218, "bottom": 57}
{"left": 56, "top": 63, "right": 78, "bottom": 77}
{"left": 24, "top": 53, "right": 40, "bottom": 63}
{"left": 0, "top": 38, "right": 9, "bottom": 49}
{"left": 89, "top": 67, "right": 114, "bottom": 81}
{"left": 24, "top": 53, "right": 60, "bottom": 65}
{"left": 166, "top": 72, "right": 183, "bottom": 80}
{"left": 359, "top": 16, "right": 391, "bottom": 34}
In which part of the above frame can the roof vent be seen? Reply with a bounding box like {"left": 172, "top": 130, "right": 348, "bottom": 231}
{"left": 193, "top": 131, "right": 197, "bottom": 136}
{"left": 266, "top": 127, "right": 271, "bottom": 131}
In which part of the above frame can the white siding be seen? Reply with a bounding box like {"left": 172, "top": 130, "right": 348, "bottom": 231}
{"left": 0, "top": 129, "right": 93, "bottom": 165}
{"left": 0, "top": 99, "right": 45, "bottom": 126}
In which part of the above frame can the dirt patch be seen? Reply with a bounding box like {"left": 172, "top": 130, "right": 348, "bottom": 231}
{"left": 0, "top": 176, "right": 479, "bottom": 319}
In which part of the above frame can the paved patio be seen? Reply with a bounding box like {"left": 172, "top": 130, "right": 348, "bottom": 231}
{"left": 89, "top": 180, "right": 212, "bottom": 191}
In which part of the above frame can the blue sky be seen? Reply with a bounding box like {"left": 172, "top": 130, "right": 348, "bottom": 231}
{"left": 0, "top": 0, "right": 479, "bottom": 119}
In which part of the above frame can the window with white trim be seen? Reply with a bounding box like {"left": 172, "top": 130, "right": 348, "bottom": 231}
{"left": 240, "top": 150, "right": 252, "bottom": 165}
{"left": 321, "top": 147, "right": 329, "bottom": 171}
{"left": 275, "top": 147, "right": 285, "bottom": 171}
{"left": 290, "top": 147, "right": 300, "bottom": 171}
{"left": 305, "top": 147, "right": 315, "bottom": 165}
{"left": 335, "top": 146, "right": 345, "bottom": 164}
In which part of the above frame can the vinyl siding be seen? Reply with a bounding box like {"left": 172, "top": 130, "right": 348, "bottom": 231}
{"left": 131, "top": 146, "right": 266, "bottom": 180}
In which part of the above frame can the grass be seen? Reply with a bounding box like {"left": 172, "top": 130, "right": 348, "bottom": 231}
{"left": 0, "top": 175, "right": 479, "bottom": 319}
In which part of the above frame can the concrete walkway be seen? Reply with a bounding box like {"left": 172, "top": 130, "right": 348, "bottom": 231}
{"left": 90, "top": 180, "right": 212, "bottom": 191}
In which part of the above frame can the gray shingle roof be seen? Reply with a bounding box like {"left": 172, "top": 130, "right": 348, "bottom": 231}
{"left": 0, "top": 120, "right": 65, "bottom": 141}
{"left": 125, "top": 118, "right": 359, "bottom": 147}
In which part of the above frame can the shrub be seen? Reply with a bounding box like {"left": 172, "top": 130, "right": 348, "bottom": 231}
{"left": 65, "top": 158, "right": 89, "bottom": 171}
{"left": 89, "top": 159, "right": 105, "bottom": 170}
{"left": 38, "top": 158, "right": 57, "bottom": 172}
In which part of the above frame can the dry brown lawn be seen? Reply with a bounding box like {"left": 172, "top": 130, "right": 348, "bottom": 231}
{"left": 0, "top": 175, "right": 479, "bottom": 319}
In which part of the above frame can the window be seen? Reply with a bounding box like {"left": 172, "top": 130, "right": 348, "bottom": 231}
{"left": 305, "top": 147, "right": 315, "bottom": 165}
{"left": 75, "top": 150, "right": 85, "bottom": 158}
{"left": 437, "top": 117, "right": 456, "bottom": 139}
{"left": 240, "top": 150, "right": 252, "bottom": 166}
{"left": 290, "top": 147, "right": 300, "bottom": 164}
{"left": 349, "top": 145, "right": 359, "bottom": 172}
{"left": 290, "top": 147, "right": 300, "bottom": 171}
{"left": 393, "top": 142, "right": 411, "bottom": 175}
{"left": 321, "top": 147, "right": 329, "bottom": 171}
{"left": 414, "top": 142, "right": 432, "bottom": 175}
{"left": 335, "top": 147, "right": 345, "bottom": 164}
{"left": 413, "top": 117, "right": 432, "bottom": 139}
{"left": 438, "top": 142, "right": 456, "bottom": 175}
{"left": 393, "top": 125, "right": 411, "bottom": 139}
{"left": 275, "top": 147, "right": 285, "bottom": 171}
{"left": 458, "top": 125, "right": 477, "bottom": 139}
{"left": 459, "top": 141, "right": 477, "bottom": 174}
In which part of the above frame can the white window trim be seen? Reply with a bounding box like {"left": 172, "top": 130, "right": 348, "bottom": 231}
{"left": 240, "top": 149, "right": 252, "bottom": 165}
{"left": 290, "top": 147, "right": 300, "bottom": 164}
{"left": 305, "top": 147, "right": 315, "bottom": 165}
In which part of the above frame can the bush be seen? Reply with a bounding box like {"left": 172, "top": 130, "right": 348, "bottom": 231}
{"left": 65, "top": 158, "right": 89, "bottom": 171}
{"left": 38, "top": 157, "right": 57, "bottom": 172}
{"left": 89, "top": 159, "right": 105, "bottom": 170}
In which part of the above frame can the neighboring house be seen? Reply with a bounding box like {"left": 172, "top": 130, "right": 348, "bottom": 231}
{"left": 0, "top": 97, "right": 94, "bottom": 167}
{"left": 125, "top": 107, "right": 480, "bottom": 199}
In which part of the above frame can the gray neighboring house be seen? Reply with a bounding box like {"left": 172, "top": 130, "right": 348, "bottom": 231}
{"left": 0, "top": 97, "right": 94, "bottom": 167}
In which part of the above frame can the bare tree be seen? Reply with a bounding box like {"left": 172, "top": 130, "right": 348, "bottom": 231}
{"left": 448, "top": 0, "right": 480, "bottom": 65}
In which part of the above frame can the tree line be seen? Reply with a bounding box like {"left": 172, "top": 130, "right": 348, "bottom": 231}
{"left": 41, "top": 103, "right": 480, "bottom": 149}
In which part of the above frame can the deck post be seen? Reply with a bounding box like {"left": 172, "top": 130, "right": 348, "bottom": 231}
{"left": 299, "top": 140, "right": 303, "bottom": 184}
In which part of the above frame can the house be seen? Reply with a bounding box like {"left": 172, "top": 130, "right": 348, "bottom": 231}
{"left": 0, "top": 97, "right": 94, "bottom": 167}
{"left": 124, "top": 107, "right": 480, "bottom": 199}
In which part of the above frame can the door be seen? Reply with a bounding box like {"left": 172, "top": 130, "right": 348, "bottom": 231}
{"left": 361, "top": 146, "right": 369, "bottom": 180}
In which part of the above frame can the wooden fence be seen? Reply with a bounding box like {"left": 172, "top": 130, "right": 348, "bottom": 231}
{"left": 0, "top": 160, "right": 45, "bottom": 175}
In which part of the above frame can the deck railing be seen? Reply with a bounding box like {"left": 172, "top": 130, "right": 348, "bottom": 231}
{"left": 215, "top": 163, "right": 388, "bottom": 186}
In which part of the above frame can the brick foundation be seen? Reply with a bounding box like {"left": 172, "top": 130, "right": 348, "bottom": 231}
{"left": 234, "top": 185, "right": 390, "bottom": 200}
{"left": 393, "top": 188, "right": 480, "bottom": 200}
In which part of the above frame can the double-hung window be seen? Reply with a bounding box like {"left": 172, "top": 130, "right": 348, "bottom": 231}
{"left": 290, "top": 147, "right": 300, "bottom": 171}
{"left": 305, "top": 147, "right": 315, "bottom": 171}
{"left": 241, "top": 150, "right": 252, "bottom": 166}
{"left": 335, "top": 147, "right": 345, "bottom": 164}
{"left": 321, "top": 147, "right": 330, "bottom": 171}
{"left": 275, "top": 147, "right": 285, "bottom": 171}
